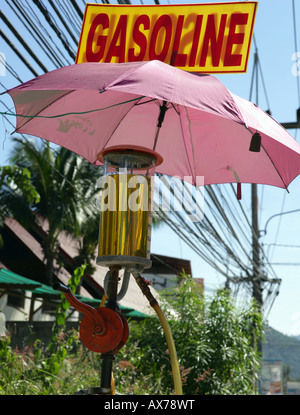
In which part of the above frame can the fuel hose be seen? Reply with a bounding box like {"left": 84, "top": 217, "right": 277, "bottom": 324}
{"left": 101, "top": 273, "right": 183, "bottom": 395}
{"left": 133, "top": 272, "right": 183, "bottom": 395}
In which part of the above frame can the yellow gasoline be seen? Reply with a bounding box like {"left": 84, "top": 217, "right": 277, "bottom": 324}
{"left": 98, "top": 173, "right": 152, "bottom": 260}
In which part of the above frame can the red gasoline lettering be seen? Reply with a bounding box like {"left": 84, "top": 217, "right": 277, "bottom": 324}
{"left": 128, "top": 14, "right": 150, "bottom": 61}
{"left": 86, "top": 14, "right": 109, "bottom": 62}
{"left": 85, "top": 12, "right": 250, "bottom": 68}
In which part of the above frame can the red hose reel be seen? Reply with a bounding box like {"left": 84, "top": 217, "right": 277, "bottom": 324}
{"left": 53, "top": 282, "right": 129, "bottom": 355}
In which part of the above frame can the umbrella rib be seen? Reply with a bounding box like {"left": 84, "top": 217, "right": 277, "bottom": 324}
{"left": 260, "top": 143, "right": 289, "bottom": 192}
{"left": 11, "top": 95, "right": 145, "bottom": 132}
{"left": 244, "top": 125, "right": 289, "bottom": 191}
{"left": 183, "top": 106, "right": 197, "bottom": 184}
{"left": 14, "top": 90, "right": 75, "bottom": 132}
{"left": 135, "top": 98, "right": 157, "bottom": 106}
{"left": 171, "top": 103, "right": 180, "bottom": 116}
{"left": 175, "top": 106, "right": 196, "bottom": 183}
{"left": 100, "top": 96, "right": 145, "bottom": 151}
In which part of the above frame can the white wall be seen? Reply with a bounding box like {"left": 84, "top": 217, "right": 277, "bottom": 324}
{"left": 0, "top": 290, "right": 78, "bottom": 322}
{"left": 143, "top": 272, "right": 178, "bottom": 292}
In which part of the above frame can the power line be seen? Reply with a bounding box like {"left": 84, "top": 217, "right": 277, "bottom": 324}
{"left": 6, "top": 0, "right": 66, "bottom": 69}
{"left": 69, "top": 0, "right": 84, "bottom": 20}
{"left": 48, "top": 0, "right": 80, "bottom": 46}
{"left": 0, "top": 29, "right": 40, "bottom": 78}
{"left": 0, "top": 9, "right": 48, "bottom": 74}
{"left": 22, "top": 0, "right": 71, "bottom": 67}
{"left": 155, "top": 176, "right": 276, "bottom": 283}
{"left": 32, "top": 0, "right": 77, "bottom": 61}
{"left": 54, "top": 0, "right": 83, "bottom": 37}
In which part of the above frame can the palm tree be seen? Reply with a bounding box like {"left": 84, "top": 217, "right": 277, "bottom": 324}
{"left": 0, "top": 164, "right": 40, "bottom": 250}
{"left": 2, "top": 137, "right": 101, "bottom": 286}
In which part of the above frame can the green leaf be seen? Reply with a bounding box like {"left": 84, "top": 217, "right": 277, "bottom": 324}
{"left": 56, "top": 313, "right": 66, "bottom": 326}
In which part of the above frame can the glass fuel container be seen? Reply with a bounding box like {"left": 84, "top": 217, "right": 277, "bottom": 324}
{"left": 96, "top": 146, "right": 162, "bottom": 271}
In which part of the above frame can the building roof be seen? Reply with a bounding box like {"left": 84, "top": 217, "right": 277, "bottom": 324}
{"left": 0, "top": 267, "right": 149, "bottom": 319}
{"left": 149, "top": 253, "right": 192, "bottom": 276}
{"left": 0, "top": 268, "right": 41, "bottom": 290}
{"left": 5, "top": 217, "right": 45, "bottom": 263}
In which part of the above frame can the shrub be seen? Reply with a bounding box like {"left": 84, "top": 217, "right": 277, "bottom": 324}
{"left": 115, "top": 276, "right": 263, "bottom": 395}
{"left": 0, "top": 274, "right": 263, "bottom": 395}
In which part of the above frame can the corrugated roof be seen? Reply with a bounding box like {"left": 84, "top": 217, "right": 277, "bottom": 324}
{"left": 0, "top": 268, "right": 41, "bottom": 290}
{"left": 150, "top": 254, "right": 192, "bottom": 275}
{"left": 0, "top": 268, "right": 149, "bottom": 318}
{"left": 4, "top": 217, "right": 76, "bottom": 289}
{"left": 32, "top": 284, "right": 61, "bottom": 297}
{"left": 4, "top": 217, "right": 45, "bottom": 262}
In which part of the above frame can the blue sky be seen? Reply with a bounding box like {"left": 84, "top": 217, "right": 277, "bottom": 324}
{"left": 1, "top": 0, "right": 300, "bottom": 336}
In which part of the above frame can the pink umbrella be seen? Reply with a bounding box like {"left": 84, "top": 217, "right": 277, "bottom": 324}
{"left": 6, "top": 60, "right": 300, "bottom": 190}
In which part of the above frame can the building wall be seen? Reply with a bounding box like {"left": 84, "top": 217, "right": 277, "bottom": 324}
{"left": 143, "top": 272, "right": 178, "bottom": 292}
{"left": 0, "top": 290, "right": 78, "bottom": 322}
{"left": 0, "top": 291, "right": 34, "bottom": 321}
{"left": 143, "top": 273, "right": 204, "bottom": 293}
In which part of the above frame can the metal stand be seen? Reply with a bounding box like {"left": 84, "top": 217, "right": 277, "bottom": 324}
{"left": 53, "top": 265, "right": 130, "bottom": 395}
{"left": 97, "top": 255, "right": 151, "bottom": 270}
{"left": 98, "top": 266, "right": 120, "bottom": 395}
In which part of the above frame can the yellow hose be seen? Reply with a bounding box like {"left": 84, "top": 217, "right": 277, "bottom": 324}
{"left": 100, "top": 293, "right": 107, "bottom": 308}
{"left": 110, "top": 372, "right": 116, "bottom": 395}
{"left": 152, "top": 303, "right": 183, "bottom": 395}
{"left": 133, "top": 273, "right": 183, "bottom": 395}
{"left": 101, "top": 281, "right": 183, "bottom": 395}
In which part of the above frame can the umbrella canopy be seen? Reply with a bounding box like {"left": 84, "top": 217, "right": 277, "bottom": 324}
{"left": 6, "top": 60, "right": 300, "bottom": 189}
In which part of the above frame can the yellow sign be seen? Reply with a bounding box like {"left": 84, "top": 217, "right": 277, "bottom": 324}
{"left": 76, "top": 2, "right": 257, "bottom": 73}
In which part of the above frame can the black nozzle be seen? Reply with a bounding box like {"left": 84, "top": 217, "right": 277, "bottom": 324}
{"left": 53, "top": 281, "right": 70, "bottom": 293}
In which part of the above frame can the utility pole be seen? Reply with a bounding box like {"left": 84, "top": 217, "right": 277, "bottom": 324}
{"left": 250, "top": 48, "right": 263, "bottom": 321}
{"left": 252, "top": 183, "right": 263, "bottom": 312}
{"left": 251, "top": 182, "right": 263, "bottom": 361}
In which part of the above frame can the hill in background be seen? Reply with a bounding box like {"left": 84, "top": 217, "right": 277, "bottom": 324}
{"left": 263, "top": 327, "right": 300, "bottom": 380}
